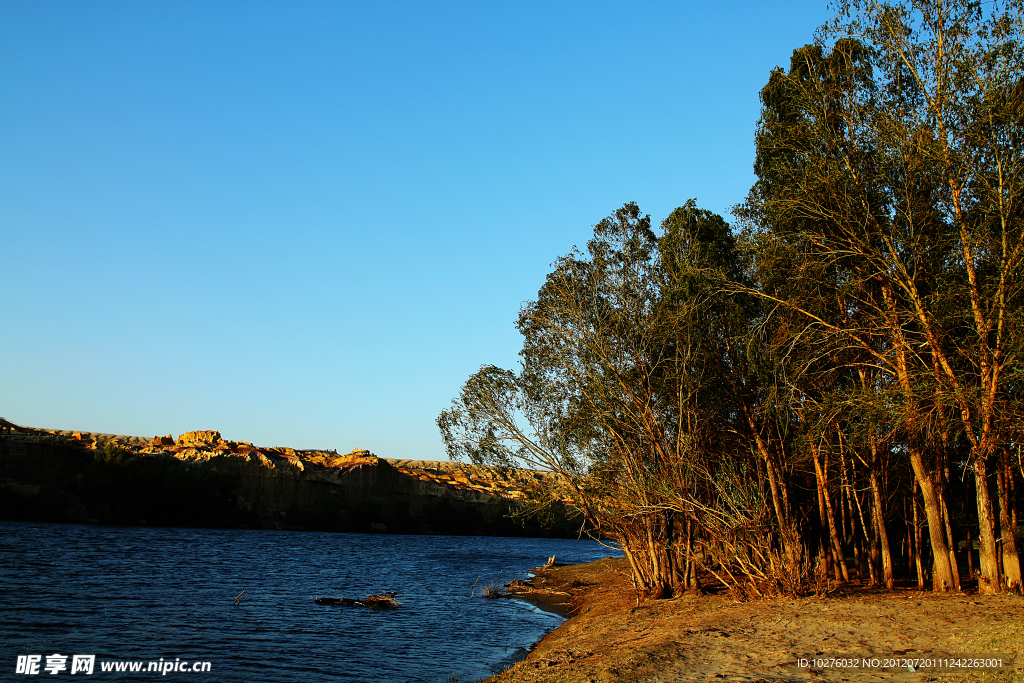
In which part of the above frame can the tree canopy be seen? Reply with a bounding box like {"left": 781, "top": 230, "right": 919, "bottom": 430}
{"left": 440, "top": 0, "right": 1023, "bottom": 597}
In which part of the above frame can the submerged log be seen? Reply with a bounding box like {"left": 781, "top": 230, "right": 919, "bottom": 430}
{"left": 314, "top": 597, "right": 362, "bottom": 606}
{"left": 314, "top": 592, "right": 400, "bottom": 609}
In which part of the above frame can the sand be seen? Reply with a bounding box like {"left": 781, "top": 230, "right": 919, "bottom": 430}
{"left": 491, "top": 558, "right": 1024, "bottom": 683}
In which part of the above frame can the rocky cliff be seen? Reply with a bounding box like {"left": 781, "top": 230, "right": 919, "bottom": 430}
{"left": 0, "top": 423, "right": 577, "bottom": 536}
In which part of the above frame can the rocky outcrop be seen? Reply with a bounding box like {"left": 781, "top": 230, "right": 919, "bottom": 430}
{"left": 175, "top": 430, "right": 222, "bottom": 447}
{"left": 0, "top": 425, "right": 578, "bottom": 536}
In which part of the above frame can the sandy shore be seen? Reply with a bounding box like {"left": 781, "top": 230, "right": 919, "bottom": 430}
{"left": 488, "top": 558, "right": 1024, "bottom": 683}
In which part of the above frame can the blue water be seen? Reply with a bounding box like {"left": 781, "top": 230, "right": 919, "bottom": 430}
{"left": 0, "top": 522, "right": 618, "bottom": 682}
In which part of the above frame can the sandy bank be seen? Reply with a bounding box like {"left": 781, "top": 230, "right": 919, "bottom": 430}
{"left": 488, "top": 559, "right": 1024, "bottom": 682}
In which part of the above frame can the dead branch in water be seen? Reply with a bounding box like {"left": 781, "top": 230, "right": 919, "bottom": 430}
{"left": 315, "top": 591, "right": 401, "bottom": 609}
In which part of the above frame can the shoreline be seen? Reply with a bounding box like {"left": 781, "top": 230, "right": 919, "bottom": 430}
{"left": 508, "top": 591, "right": 576, "bottom": 619}
{"left": 488, "top": 559, "right": 1024, "bottom": 682}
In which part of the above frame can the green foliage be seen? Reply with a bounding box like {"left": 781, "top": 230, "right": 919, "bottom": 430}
{"left": 98, "top": 442, "right": 132, "bottom": 465}
{"left": 441, "top": 0, "right": 1024, "bottom": 596}
{"left": 440, "top": 199, "right": 788, "bottom": 596}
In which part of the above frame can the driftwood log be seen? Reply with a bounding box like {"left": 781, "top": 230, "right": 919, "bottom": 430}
{"left": 315, "top": 592, "right": 400, "bottom": 609}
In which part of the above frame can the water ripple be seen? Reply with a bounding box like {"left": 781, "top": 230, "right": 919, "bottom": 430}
{"left": 1, "top": 522, "right": 616, "bottom": 682}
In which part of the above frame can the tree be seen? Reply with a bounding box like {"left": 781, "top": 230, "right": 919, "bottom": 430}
{"left": 742, "top": 0, "right": 1024, "bottom": 591}
{"left": 439, "top": 203, "right": 685, "bottom": 596}
{"left": 439, "top": 202, "right": 802, "bottom": 597}
{"left": 440, "top": 0, "right": 1023, "bottom": 597}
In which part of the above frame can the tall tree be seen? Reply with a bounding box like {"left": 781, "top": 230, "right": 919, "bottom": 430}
{"left": 743, "top": 0, "right": 1024, "bottom": 591}
{"left": 439, "top": 204, "right": 684, "bottom": 596}
{"left": 440, "top": 202, "right": 804, "bottom": 596}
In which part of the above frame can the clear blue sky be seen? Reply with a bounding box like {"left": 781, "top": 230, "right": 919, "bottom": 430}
{"left": 1, "top": 0, "right": 830, "bottom": 458}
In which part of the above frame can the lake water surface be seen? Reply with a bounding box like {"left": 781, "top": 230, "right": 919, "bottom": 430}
{"left": 0, "top": 522, "right": 618, "bottom": 682}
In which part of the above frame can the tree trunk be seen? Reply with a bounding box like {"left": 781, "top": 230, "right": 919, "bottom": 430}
{"left": 850, "top": 479, "right": 876, "bottom": 585}
{"left": 973, "top": 455, "right": 1002, "bottom": 594}
{"left": 817, "top": 479, "right": 833, "bottom": 580}
{"left": 937, "top": 435, "right": 961, "bottom": 591}
{"left": 811, "top": 441, "right": 849, "bottom": 582}
{"left": 903, "top": 517, "right": 911, "bottom": 580}
{"left": 938, "top": 485, "right": 961, "bottom": 590}
{"left": 967, "top": 531, "right": 975, "bottom": 580}
{"left": 683, "top": 518, "right": 700, "bottom": 592}
{"left": 644, "top": 519, "right": 670, "bottom": 599}
{"left": 997, "top": 452, "right": 1022, "bottom": 591}
{"left": 748, "top": 415, "right": 799, "bottom": 566}
{"left": 622, "top": 538, "right": 650, "bottom": 593}
{"left": 869, "top": 469, "right": 894, "bottom": 589}
{"left": 913, "top": 483, "right": 925, "bottom": 588}
{"left": 908, "top": 447, "right": 955, "bottom": 590}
